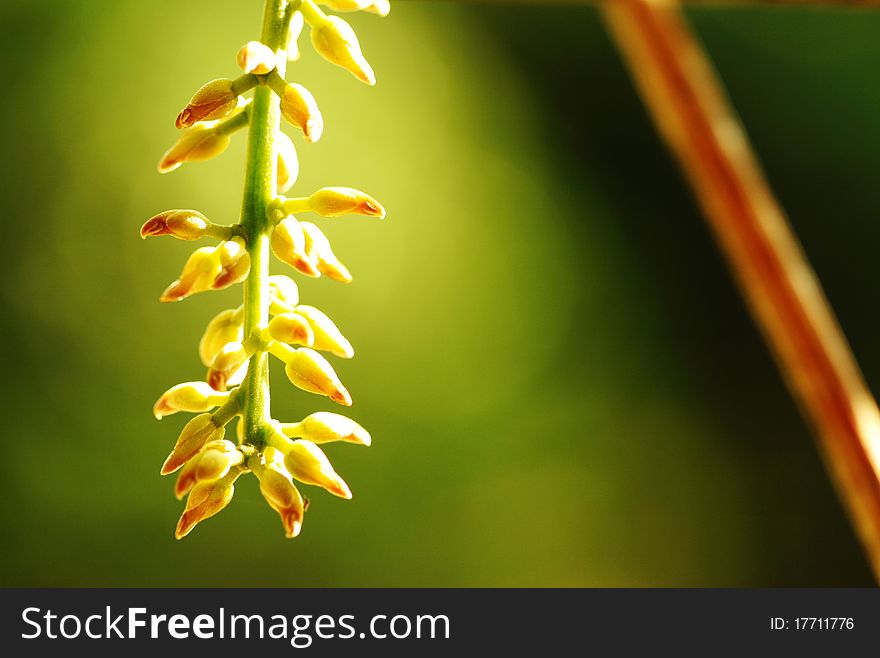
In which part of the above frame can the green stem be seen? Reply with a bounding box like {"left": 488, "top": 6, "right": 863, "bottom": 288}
{"left": 240, "top": 0, "right": 295, "bottom": 449}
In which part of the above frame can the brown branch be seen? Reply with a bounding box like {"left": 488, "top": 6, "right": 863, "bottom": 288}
{"left": 463, "top": 0, "right": 880, "bottom": 7}
{"left": 601, "top": 0, "right": 880, "bottom": 580}
{"left": 676, "top": 0, "right": 880, "bottom": 5}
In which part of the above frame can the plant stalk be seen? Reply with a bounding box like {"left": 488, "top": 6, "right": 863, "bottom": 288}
{"left": 240, "top": 0, "right": 294, "bottom": 448}
{"left": 602, "top": 0, "right": 880, "bottom": 580}
{"left": 476, "top": 0, "right": 880, "bottom": 7}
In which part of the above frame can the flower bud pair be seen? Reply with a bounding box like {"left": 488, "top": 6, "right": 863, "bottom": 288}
{"left": 271, "top": 217, "right": 321, "bottom": 278}
{"left": 207, "top": 341, "right": 250, "bottom": 391}
{"left": 175, "top": 470, "right": 240, "bottom": 539}
{"left": 161, "top": 238, "right": 250, "bottom": 303}
{"left": 268, "top": 275, "right": 301, "bottom": 312}
{"left": 254, "top": 452, "right": 305, "bottom": 538}
{"left": 174, "top": 439, "right": 244, "bottom": 500}
{"left": 160, "top": 246, "right": 223, "bottom": 303}
{"left": 281, "top": 411, "right": 371, "bottom": 446}
{"left": 268, "top": 313, "right": 315, "bottom": 347}
{"left": 213, "top": 237, "right": 251, "bottom": 290}
{"left": 292, "top": 304, "right": 354, "bottom": 358}
{"left": 161, "top": 413, "right": 226, "bottom": 475}
{"left": 199, "top": 308, "right": 245, "bottom": 367}
{"left": 152, "top": 381, "right": 231, "bottom": 420}
{"left": 301, "top": 221, "right": 352, "bottom": 283}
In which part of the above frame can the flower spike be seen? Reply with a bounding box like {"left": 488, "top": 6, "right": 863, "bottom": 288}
{"left": 146, "top": 0, "right": 387, "bottom": 539}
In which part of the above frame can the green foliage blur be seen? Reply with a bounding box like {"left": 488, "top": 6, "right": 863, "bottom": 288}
{"left": 0, "top": 0, "right": 877, "bottom": 586}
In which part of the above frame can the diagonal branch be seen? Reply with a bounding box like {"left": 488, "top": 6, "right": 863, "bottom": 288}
{"left": 601, "top": 0, "right": 880, "bottom": 579}
{"left": 468, "top": 0, "right": 880, "bottom": 7}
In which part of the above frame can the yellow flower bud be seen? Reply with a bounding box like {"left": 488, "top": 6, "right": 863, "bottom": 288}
{"left": 195, "top": 440, "right": 244, "bottom": 482}
{"left": 199, "top": 308, "right": 245, "bottom": 367}
{"left": 277, "top": 132, "right": 300, "bottom": 194}
{"left": 308, "top": 186, "right": 385, "bottom": 218}
{"left": 321, "top": 0, "right": 391, "bottom": 14}
{"left": 301, "top": 221, "right": 352, "bottom": 283}
{"left": 212, "top": 237, "right": 250, "bottom": 290}
{"left": 175, "top": 470, "right": 239, "bottom": 539}
{"left": 160, "top": 246, "right": 223, "bottom": 303}
{"left": 293, "top": 304, "right": 354, "bottom": 358}
{"left": 236, "top": 41, "right": 277, "bottom": 75}
{"left": 227, "top": 363, "right": 249, "bottom": 389}
{"left": 268, "top": 313, "right": 315, "bottom": 346}
{"left": 207, "top": 341, "right": 250, "bottom": 391}
{"left": 287, "top": 11, "right": 305, "bottom": 61}
{"left": 284, "top": 439, "right": 352, "bottom": 499}
{"left": 176, "top": 79, "right": 238, "bottom": 129}
{"left": 310, "top": 15, "right": 376, "bottom": 86}
{"left": 284, "top": 411, "right": 371, "bottom": 446}
{"left": 255, "top": 460, "right": 305, "bottom": 538}
{"left": 271, "top": 218, "right": 320, "bottom": 277}
{"left": 152, "top": 381, "right": 230, "bottom": 420}
{"left": 366, "top": 0, "right": 391, "bottom": 16}
{"left": 268, "top": 274, "right": 301, "bottom": 311}
{"left": 158, "top": 125, "right": 231, "bottom": 173}
{"left": 140, "top": 210, "right": 210, "bottom": 240}
{"left": 174, "top": 453, "right": 201, "bottom": 501}
{"left": 161, "top": 413, "right": 225, "bottom": 475}
{"left": 279, "top": 83, "right": 323, "bottom": 143}
{"left": 283, "top": 348, "right": 352, "bottom": 406}
{"left": 173, "top": 439, "right": 241, "bottom": 500}
{"left": 321, "top": 0, "right": 374, "bottom": 11}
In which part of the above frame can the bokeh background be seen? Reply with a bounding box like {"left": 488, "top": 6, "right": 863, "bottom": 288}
{"left": 1, "top": 0, "right": 878, "bottom": 586}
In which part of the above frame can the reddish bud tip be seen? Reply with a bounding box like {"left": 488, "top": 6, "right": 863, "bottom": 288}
{"left": 175, "top": 109, "right": 194, "bottom": 129}
{"left": 330, "top": 385, "right": 353, "bottom": 407}
{"left": 330, "top": 476, "right": 353, "bottom": 500}
{"left": 140, "top": 215, "right": 170, "bottom": 238}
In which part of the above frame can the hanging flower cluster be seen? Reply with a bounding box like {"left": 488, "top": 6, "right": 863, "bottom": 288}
{"left": 142, "top": 0, "right": 389, "bottom": 540}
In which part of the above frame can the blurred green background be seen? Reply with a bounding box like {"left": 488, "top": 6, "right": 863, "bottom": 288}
{"left": 1, "top": 0, "right": 878, "bottom": 586}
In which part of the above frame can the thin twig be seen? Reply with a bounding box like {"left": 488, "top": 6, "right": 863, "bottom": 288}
{"left": 466, "top": 0, "right": 880, "bottom": 7}
{"left": 601, "top": 0, "right": 880, "bottom": 579}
